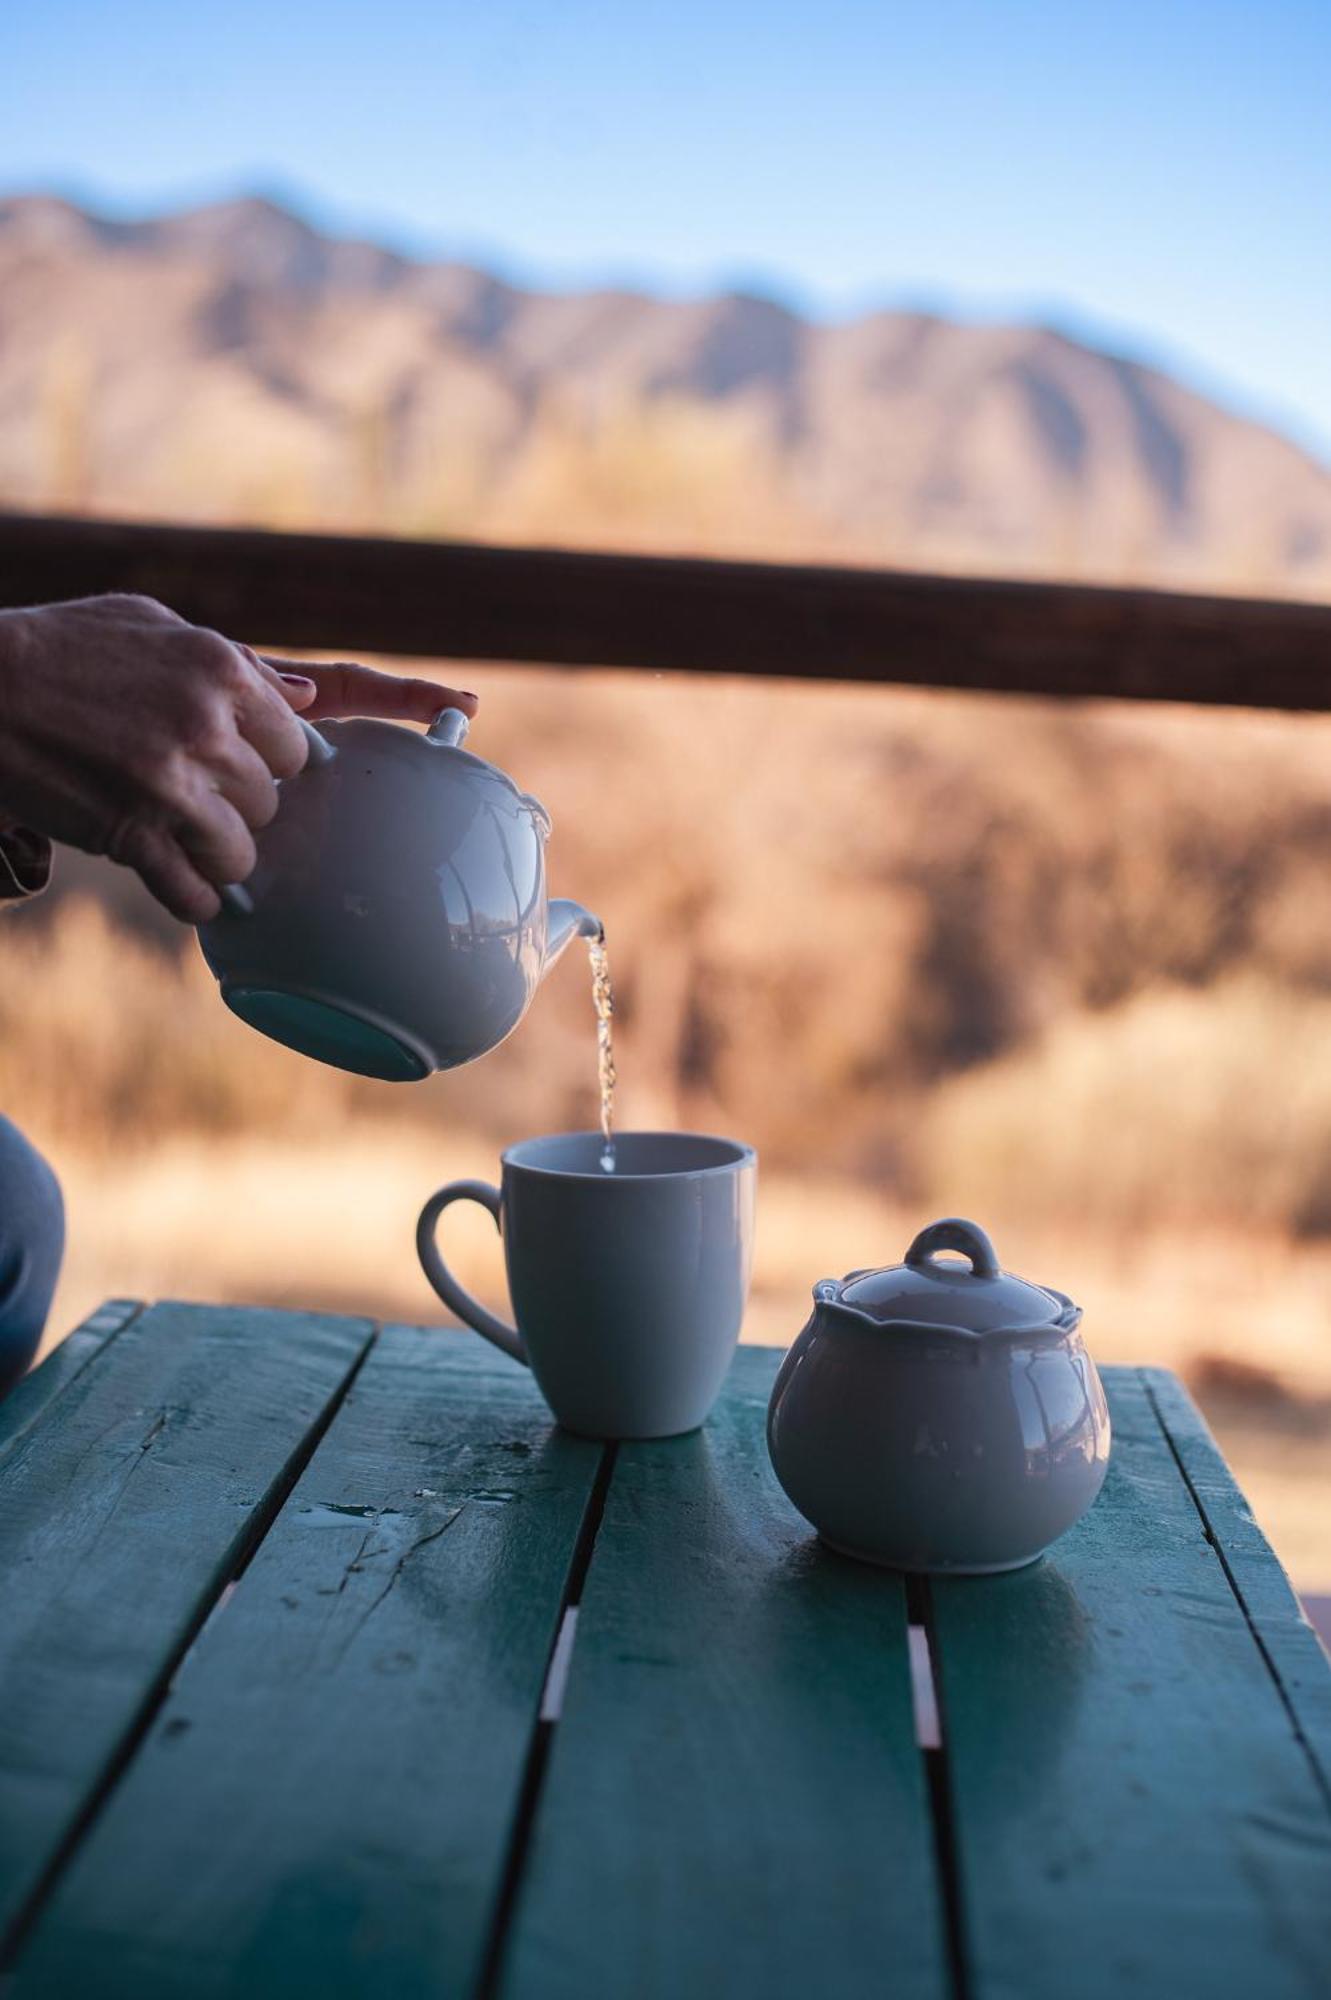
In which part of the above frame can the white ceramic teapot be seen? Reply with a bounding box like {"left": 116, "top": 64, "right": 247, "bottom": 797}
{"left": 766, "top": 1217, "right": 1110, "bottom": 1573}
{"left": 198, "top": 709, "right": 601, "bottom": 1081}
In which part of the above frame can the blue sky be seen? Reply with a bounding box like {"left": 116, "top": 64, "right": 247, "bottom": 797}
{"left": 5, "top": 0, "right": 1330, "bottom": 455}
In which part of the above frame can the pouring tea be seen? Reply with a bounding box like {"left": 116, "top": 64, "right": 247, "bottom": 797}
{"left": 197, "top": 708, "right": 601, "bottom": 1080}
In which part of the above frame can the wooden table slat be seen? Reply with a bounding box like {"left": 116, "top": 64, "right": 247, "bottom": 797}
{"left": 1142, "top": 1368, "right": 1331, "bottom": 1809}
{"left": 499, "top": 1345, "right": 950, "bottom": 2000}
{"left": 0, "top": 1301, "right": 142, "bottom": 1464}
{"left": 8, "top": 1326, "right": 605, "bottom": 2000}
{"left": 928, "top": 1367, "right": 1331, "bottom": 2000}
{"left": 6, "top": 1311, "right": 1330, "bottom": 2000}
{"left": 0, "top": 1300, "right": 372, "bottom": 1963}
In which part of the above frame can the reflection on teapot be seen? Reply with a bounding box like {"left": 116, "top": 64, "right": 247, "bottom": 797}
{"left": 198, "top": 709, "right": 601, "bottom": 1081}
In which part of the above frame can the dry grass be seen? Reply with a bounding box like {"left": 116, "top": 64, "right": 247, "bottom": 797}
{"left": 922, "top": 976, "right": 1331, "bottom": 1238}
{"left": 0, "top": 901, "right": 336, "bottom": 1148}
{"left": 11, "top": 873, "right": 1331, "bottom": 1588}
{"left": 6, "top": 378, "right": 1331, "bottom": 1589}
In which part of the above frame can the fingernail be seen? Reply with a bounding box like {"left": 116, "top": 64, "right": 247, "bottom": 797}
{"left": 281, "top": 673, "right": 316, "bottom": 690}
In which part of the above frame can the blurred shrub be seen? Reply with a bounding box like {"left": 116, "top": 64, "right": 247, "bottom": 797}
{"left": 922, "top": 975, "right": 1331, "bottom": 1236}
{"left": 0, "top": 899, "right": 347, "bottom": 1150}
{"left": 6, "top": 674, "right": 1331, "bottom": 1245}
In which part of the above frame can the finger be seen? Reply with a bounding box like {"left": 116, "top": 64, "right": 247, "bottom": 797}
{"left": 226, "top": 644, "right": 311, "bottom": 779}
{"left": 251, "top": 656, "right": 317, "bottom": 710}
{"left": 204, "top": 732, "right": 281, "bottom": 832}
{"left": 278, "top": 673, "right": 317, "bottom": 709}
{"left": 110, "top": 819, "right": 223, "bottom": 924}
{"left": 263, "top": 659, "right": 478, "bottom": 724}
{"left": 172, "top": 783, "right": 259, "bottom": 891}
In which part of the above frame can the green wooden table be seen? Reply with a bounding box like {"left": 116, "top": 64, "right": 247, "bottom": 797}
{"left": 1, "top": 1301, "right": 1329, "bottom": 1999}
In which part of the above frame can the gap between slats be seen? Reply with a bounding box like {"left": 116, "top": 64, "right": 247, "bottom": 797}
{"left": 475, "top": 1444, "right": 618, "bottom": 2000}
{"left": 908, "top": 1620, "right": 942, "bottom": 1750}
{"left": 0, "top": 1320, "right": 379, "bottom": 1973}
{"left": 908, "top": 1576, "right": 973, "bottom": 2000}
{"left": 539, "top": 1609, "right": 580, "bottom": 1725}
{"left": 0, "top": 1301, "right": 145, "bottom": 1466}
{"left": 1141, "top": 1370, "right": 1331, "bottom": 1817}
{"left": 478, "top": 1467, "right": 972, "bottom": 2000}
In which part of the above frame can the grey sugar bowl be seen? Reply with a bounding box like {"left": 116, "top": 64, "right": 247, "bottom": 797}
{"left": 766, "top": 1218, "right": 1111, "bottom": 1574}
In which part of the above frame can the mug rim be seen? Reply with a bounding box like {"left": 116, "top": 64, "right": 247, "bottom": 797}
{"left": 502, "top": 1129, "right": 756, "bottom": 1183}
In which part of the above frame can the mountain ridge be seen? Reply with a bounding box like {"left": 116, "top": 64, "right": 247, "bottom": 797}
{"left": 2, "top": 190, "right": 1329, "bottom": 594}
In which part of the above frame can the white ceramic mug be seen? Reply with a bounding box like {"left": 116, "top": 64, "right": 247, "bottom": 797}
{"left": 416, "top": 1131, "right": 756, "bottom": 1439}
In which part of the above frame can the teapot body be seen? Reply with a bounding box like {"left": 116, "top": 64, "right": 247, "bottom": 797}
{"left": 198, "top": 716, "right": 599, "bottom": 1081}
{"left": 767, "top": 1223, "right": 1110, "bottom": 1574}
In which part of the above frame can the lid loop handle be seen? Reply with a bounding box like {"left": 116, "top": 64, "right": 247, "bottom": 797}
{"left": 428, "top": 707, "right": 471, "bottom": 749}
{"left": 905, "top": 1217, "right": 1000, "bottom": 1279}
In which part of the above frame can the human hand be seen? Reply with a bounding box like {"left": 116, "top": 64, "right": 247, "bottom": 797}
{"left": 0, "top": 595, "right": 476, "bottom": 922}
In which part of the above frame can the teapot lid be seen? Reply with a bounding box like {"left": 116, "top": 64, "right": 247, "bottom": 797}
{"left": 825, "top": 1217, "right": 1075, "bottom": 1335}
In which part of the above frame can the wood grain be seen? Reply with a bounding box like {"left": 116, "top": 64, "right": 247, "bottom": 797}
{"left": 9, "top": 1326, "right": 604, "bottom": 2000}
{"left": 4, "top": 511, "right": 1331, "bottom": 710}
{"left": 499, "top": 1345, "right": 948, "bottom": 2000}
{"left": 928, "top": 1367, "right": 1331, "bottom": 2000}
{"left": 0, "top": 1300, "right": 372, "bottom": 1963}
{"left": 0, "top": 1301, "right": 141, "bottom": 1464}
{"left": 9, "top": 1314, "right": 1329, "bottom": 1999}
{"left": 1143, "top": 1368, "right": 1331, "bottom": 1811}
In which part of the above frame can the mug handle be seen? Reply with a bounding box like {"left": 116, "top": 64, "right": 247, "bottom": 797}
{"left": 416, "top": 1182, "right": 527, "bottom": 1366}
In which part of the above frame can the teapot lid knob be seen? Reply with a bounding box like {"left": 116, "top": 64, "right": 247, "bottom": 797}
{"left": 427, "top": 707, "right": 471, "bottom": 749}
{"left": 904, "top": 1217, "right": 1000, "bottom": 1279}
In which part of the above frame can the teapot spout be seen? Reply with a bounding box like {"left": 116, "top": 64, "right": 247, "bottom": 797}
{"left": 545, "top": 898, "right": 603, "bottom": 971}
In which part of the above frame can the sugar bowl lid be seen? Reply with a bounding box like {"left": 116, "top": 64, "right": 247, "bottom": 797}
{"left": 818, "top": 1217, "right": 1078, "bottom": 1336}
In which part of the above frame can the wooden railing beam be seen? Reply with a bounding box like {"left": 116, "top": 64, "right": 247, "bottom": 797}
{"left": 2, "top": 512, "right": 1329, "bottom": 711}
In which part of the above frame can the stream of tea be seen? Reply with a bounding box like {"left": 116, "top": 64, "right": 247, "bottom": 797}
{"left": 588, "top": 933, "right": 617, "bottom": 1172}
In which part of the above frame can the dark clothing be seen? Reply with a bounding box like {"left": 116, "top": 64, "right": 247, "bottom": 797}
{"left": 0, "top": 825, "right": 62, "bottom": 1392}
{"left": 0, "top": 1115, "right": 64, "bottom": 1397}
